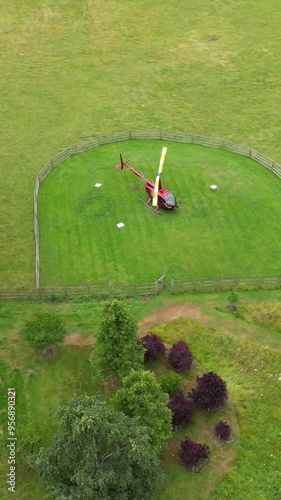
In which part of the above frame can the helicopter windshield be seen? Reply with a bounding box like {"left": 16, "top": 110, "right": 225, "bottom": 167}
{"left": 162, "top": 192, "right": 176, "bottom": 206}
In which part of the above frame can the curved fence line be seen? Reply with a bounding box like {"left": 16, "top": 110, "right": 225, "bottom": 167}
{"left": 34, "top": 130, "right": 281, "bottom": 289}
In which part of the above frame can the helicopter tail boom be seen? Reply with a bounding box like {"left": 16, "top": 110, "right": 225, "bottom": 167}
{"left": 114, "top": 155, "right": 147, "bottom": 181}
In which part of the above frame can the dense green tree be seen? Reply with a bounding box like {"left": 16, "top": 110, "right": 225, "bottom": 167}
{"left": 35, "top": 395, "right": 164, "bottom": 500}
{"left": 112, "top": 370, "right": 172, "bottom": 451}
{"left": 92, "top": 299, "right": 144, "bottom": 381}
{"left": 21, "top": 312, "right": 66, "bottom": 352}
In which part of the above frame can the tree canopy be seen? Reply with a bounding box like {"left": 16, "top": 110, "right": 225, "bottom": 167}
{"left": 35, "top": 395, "right": 164, "bottom": 500}
{"left": 112, "top": 370, "right": 172, "bottom": 451}
{"left": 92, "top": 299, "right": 144, "bottom": 381}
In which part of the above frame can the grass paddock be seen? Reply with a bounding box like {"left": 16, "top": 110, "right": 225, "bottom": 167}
{"left": 2, "top": 1, "right": 281, "bottom": 287}
{"left": 1, "top": 1, "right": 281, "bottom": 498}
{"left": 38, "top": 140, "right": 281, "bottom": 286}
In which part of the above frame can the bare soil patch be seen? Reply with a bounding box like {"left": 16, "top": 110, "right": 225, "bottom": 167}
{"left": 137, "top": 302, "right": 209, "bottom": 336}
{"left": 42, "top": 346, "right": 56, "bottom": 358}
{"left": 64, "top": 334, "right": 93, "bottom": 347}
{"left": 63, "top": 303, "right": 208, "bottom": 347}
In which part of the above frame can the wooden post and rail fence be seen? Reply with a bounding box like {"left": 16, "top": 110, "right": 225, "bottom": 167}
{"left": 1, "top": 130, "right": 281, "bottom": 302}
{"left": 0, "top": 274, "right": 281, "bottom": 301}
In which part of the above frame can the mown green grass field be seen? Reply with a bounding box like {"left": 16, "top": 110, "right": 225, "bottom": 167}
{"left": 39, "top": 139, "right": 281, "bottom": 285}
{"left": 1, "top": 0, "right": 281, "bottom": 287}
{"left": 1, "top": 1, "right": 281, "bottom": 499}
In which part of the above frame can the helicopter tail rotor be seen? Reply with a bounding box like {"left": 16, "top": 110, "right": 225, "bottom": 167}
{"left": 120, "top": 154, "right": 124, "bottom": 170}
{"left": 152, "top": 147, "right": 167, "bottom": 207}
{"left": 114, "top": 154, "right": 127, "bottom": 170}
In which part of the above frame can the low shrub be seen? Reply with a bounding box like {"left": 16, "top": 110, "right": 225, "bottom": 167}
{"left": 228, "top": 289, "right": 239, "bottom": 305}
{"left": 180, "top": 438, "right": 209, "bottom": 471}
{"left": 214, "top": 420, "right": 231, "bottom": 442}
{"left": 167, "top": 391, "right": 194, "bottom": 428}
{"left": 168, "top": 341, "right": 193, "bottom": 372}
{"left": 47, "top": 294, "right": 64, "bottom": 304}
{"left": 71, "top": 294, "right": 94, "bottom": 303}
{"left": 140, "top": 334, "right": 165, "bottom": 362}
{"left": 21, "top": 312, "right": 66, "bottom": 352}
{"left": 189, "top": 372, "right": 227, "bottom": 411}
{"left": 159, "top": 372, "right": 181, "bottom": 395}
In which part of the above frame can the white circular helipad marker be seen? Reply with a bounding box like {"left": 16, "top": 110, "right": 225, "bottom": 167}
{"left": 210, "top": 185, "right": 217, "bottom": 190}
{"left": 116, "top": 222, "right": 125, "bottom": 228}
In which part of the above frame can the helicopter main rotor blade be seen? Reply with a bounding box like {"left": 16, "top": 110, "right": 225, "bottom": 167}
{"left": 152, "top": 147, "right": 167, "bottom": 207}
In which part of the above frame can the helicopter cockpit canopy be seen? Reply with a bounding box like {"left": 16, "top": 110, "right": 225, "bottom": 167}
{"left": 162, "top": 191, "right": 177, "bottom": 207}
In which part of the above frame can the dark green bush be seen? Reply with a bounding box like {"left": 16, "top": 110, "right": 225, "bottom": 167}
{"left": 21, "top": 312, "right": 66, "bottom": 352}
{"left": 159, "top": 372, "right": 181, "bottom": 395}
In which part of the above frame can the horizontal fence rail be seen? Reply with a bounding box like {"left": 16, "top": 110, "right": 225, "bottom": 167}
{"left": 1, "top": 274, "right": 281, "bottom": 301}
{"left": 0, "top": 280, "right": 165, "bottom": 302}
{"left": 170, "top": 274, "right": 281, "bottom": 294}
{"left": 34, "top": 130, "right": 281, "bottom": 290}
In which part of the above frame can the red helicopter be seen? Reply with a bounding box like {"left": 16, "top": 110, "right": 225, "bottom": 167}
{"left": 114, "top": 147, "right": 178, "bottom": 214}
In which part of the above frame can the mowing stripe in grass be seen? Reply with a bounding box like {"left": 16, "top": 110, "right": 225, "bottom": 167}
{"left": 38, "top": 141, "right": 281, "bottom": 286}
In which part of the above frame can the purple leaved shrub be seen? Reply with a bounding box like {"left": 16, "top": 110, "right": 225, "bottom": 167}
{"left": 189, "top": 372, "right": 227, "bottom": 411}
{"left": 180, "top": 438, "right": 209, "bottom": 470}
{"left": 140, "top": 334, "right": 165, "bottom": 362}
{"left": 167, "top": 390, "right": 195, "bottom": 428}
{"left": 214, "top": 420, "right": 231, "bottom": 442}
{"left": 168, "top": 341, "right": 193, "bottom": 372}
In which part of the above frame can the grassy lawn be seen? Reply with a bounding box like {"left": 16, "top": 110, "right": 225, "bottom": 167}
{"left": 2, "top": 0, "right": 281, "bottom": 287}
{"left": 1, "top": 0, "right": 281, "bottom": 498}
{"left": 38, "top": 140, "right": 281, "bottom": 286}
{"left": 152, "top": 318, "right": 281, "bottom": 499}
{"left": 0, "top": 345, "right": 94, "bottom": 500}
{"left": 146, "top": 356, "right": 240, "bottom": 500}
{"left": 0, "top": 291, "right": 281, "bottom": 499}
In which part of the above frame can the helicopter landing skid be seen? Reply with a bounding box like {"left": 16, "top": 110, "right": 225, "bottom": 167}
{"left": 139, "top": 198, "right": 161, "bottom": 215}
